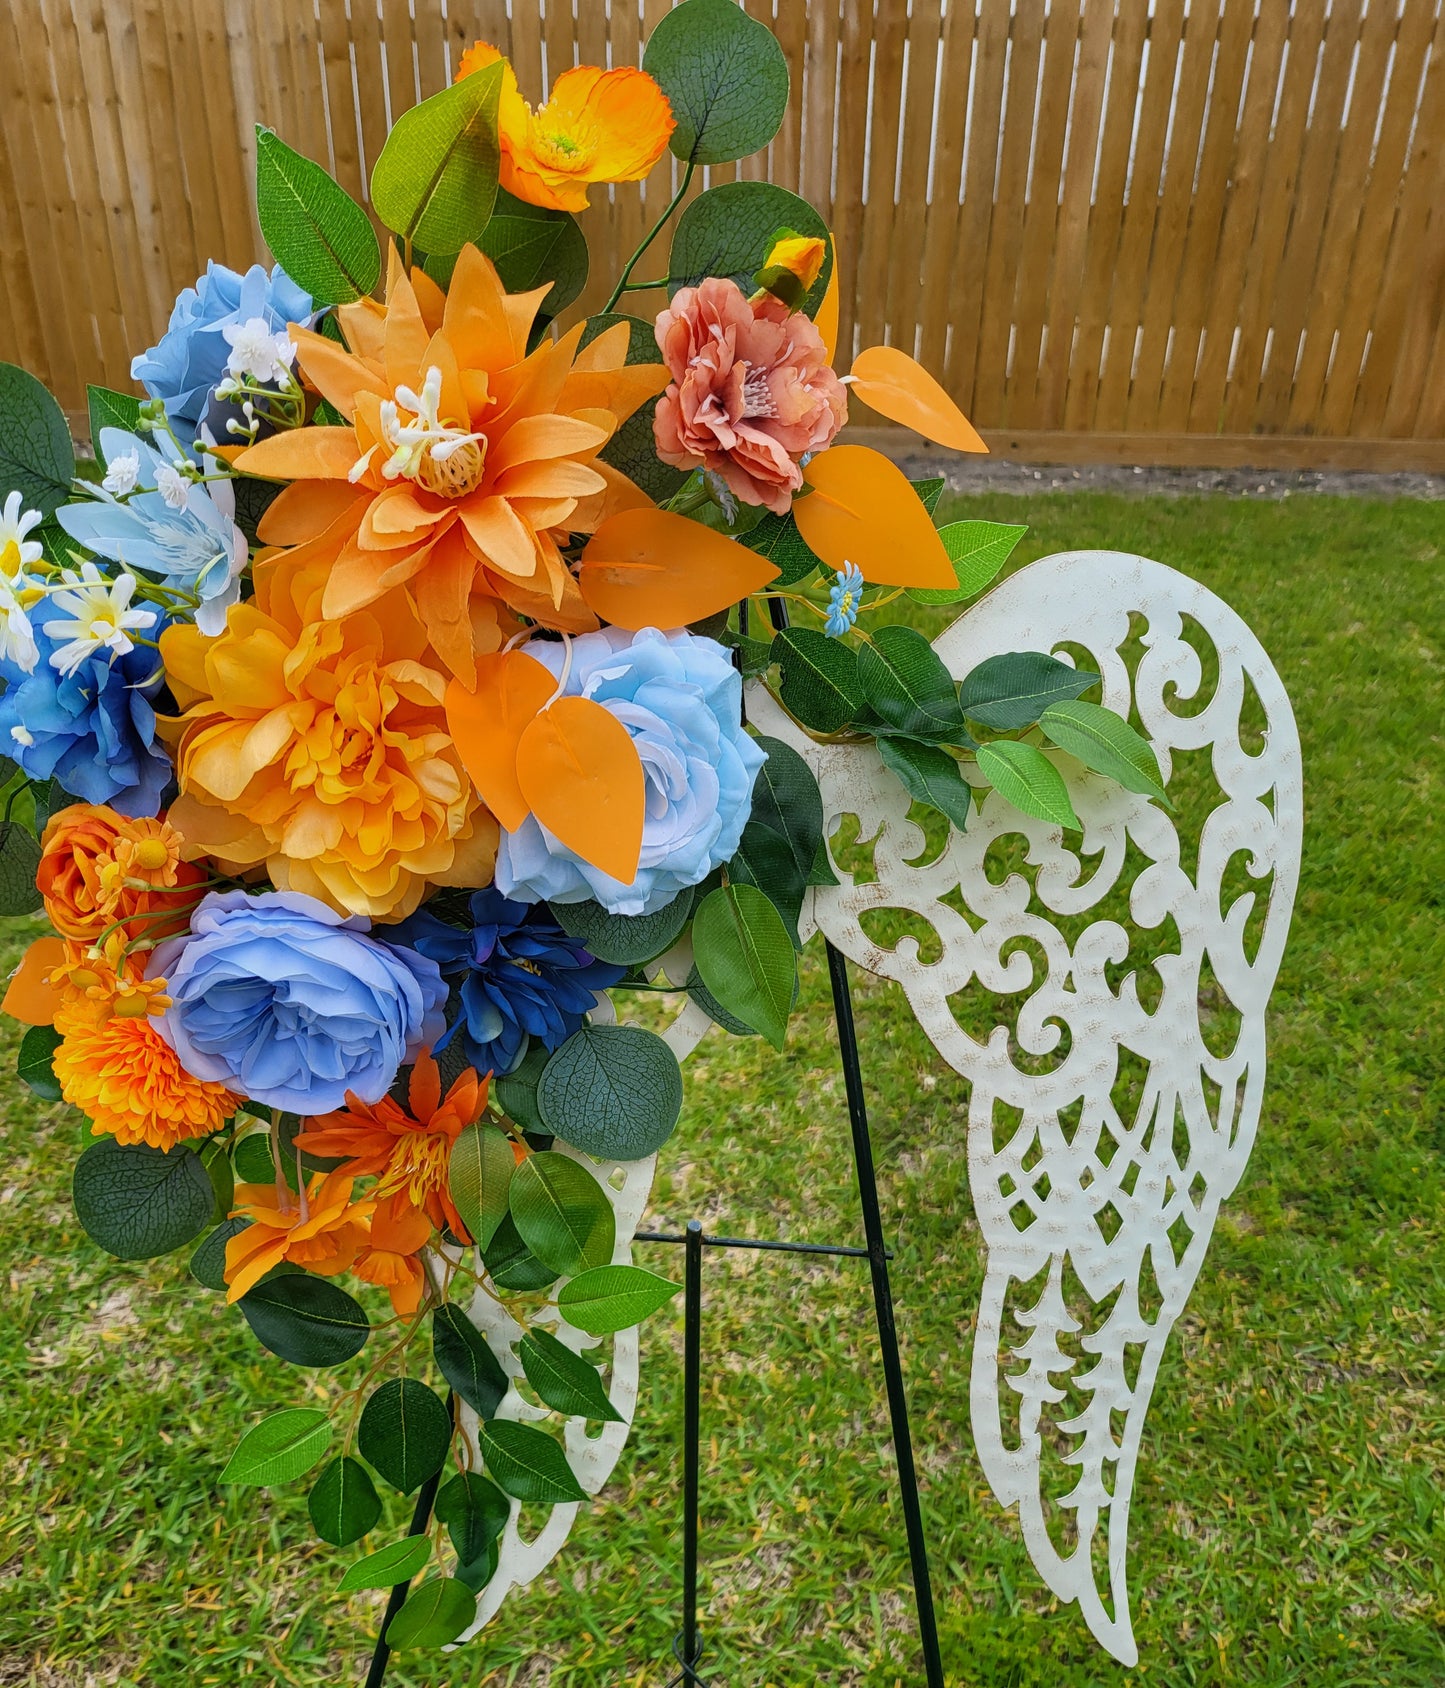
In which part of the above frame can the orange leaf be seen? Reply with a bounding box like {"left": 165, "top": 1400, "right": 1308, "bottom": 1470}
{"left": 816, "top": 238, "right": 840, "bottom": 365}
{"left": 793, "top": 445, "right": 958, "bottom": 589}
{"left": 848, "top": 344, "right": 987, "bottom": 453}
{"left": 517, "top": 696, "right": 644, "bottom": 884}
{"left": 445, "top": 650, "right": 556, "bottom": 833}
{"left": 3, "top": 937, "right": 67, "bottom": 1026}
{"left": 578, "top": 509, "right": 779, "bottom": 631}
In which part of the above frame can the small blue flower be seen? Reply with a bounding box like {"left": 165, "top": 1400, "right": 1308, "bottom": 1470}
{"left": 0, "top": 604, "right": 173, "bottom": 816}
{"left": 56, "top": 430, "right": 247, "bottom": 635}
{"left": 825, "top": 562, "right": 864, "bottom": 638}
{"left": 131, "top": 261, "right": 313, "bottom": 446}
{"left": 391, "top": 889, "right": 627, "bottom": 1077}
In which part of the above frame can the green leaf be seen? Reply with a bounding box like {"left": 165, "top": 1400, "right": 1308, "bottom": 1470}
{"left": 432, "top": 1302, "right": 509, "bottom": 1419}
{"left": 687, "top": 963, "right": 759, "bottom": 1036}
{"left": 729, "top": 820, "right": 804, "bottom": 947}
{"left": 975, "top": 741, "right": 1080, "bottom": 830}
{"left": 27, "top": 777, "right": 61, "bottom": 837}
{"left": 720, "top": 627, "right": 775, "bottom": 674}
{"left": 16, "top": 1023, "right": 61, "bottom": 1102}
{"left": 748, "top": 735, "right": 824, "bottom": 884}
{"left": 1040, "top": 699, "right": 1170, "bottom": 803}
{"left": 370, "top": 61, "right": 503, "bottom": 253}
{"left": 478, "top": 1419, "right": 586, "bottom": 1504}
{"left": 670, "top": 183, "right": 830, "bottom": 317}
{"left": 358, "top": 1379, "right": 453, "bottom": 1495}
{"left": 232, "top": 1130, "right": 281, "bottom": 1186}
{"left": 239, "top": 1274, "right": 371, "bottom": 1368}
{"left": 338, "top": 1534, "right": 432, "bottom": 1593}
{"left": 435, "top": 1471, "right": 509, "bottom": 1571}
{"left": 807, "top": 834, "right": 839, "bottom": 886}
{"left": 907, "top": 520, "right": 1029, "bottom": 605}
{"left": 478, "top": 188, "right": 588, "bottom": 320}
{"left": 579, "top": 311, "right": 686, "bottom": 503}
{"left": 519, "top": 1329, "right": 623, "bottom": 1423}
{"left": 744, "top": 509, "right": 824, "bottom": 586}
{"left": 878, "top": 738, "right": 975, "bottom": 832}
{"left": 508, "top": 1152, "right": 616, "bottom": 1277}
{"left": 71, "top": 1140, "right": 215, "bottom": 1261}
{"left": 448, "top": 1121, "right": 515, "bottom": 1251}
{"left": 385, "top": 1576, "right": 476, "bottom": 1649}
{"left": 86, "top": 386, "right": 142, "bottom": 460}
{"left": 221, "top": 1408, "right": 331, "bottom": 1486}
{"left": 0, "top": 821, "right": 42, "bottom": 916}
{"left": 550, "top": 884, "right": 694, "bottom": 965}
{"left": 483, "top": 1213, "right": 559, "bottom": 1292}
{"left": 857, "top": 625, "right": 969, "bottom": 742}
{"left": 959, "top": 650, "right": 1099, "bottom": 731}
{"left": 492, "top": 1043, "right": 549, "bottom": 1134}
{"left": 536, "top": 1025, "right": 683, "bottom": 1161}
{"left": 0, "top": 363, "right": 75, "bottom": 516}
{"left": 203, "top": 1144, "right": 234, "bottom": 1224}
{"left": 255, "top": 127, "right": 380, "bottom": 305}
{"left": 912, "top": 476, "right": 946, "bottom": 516}
{"left": 189, "top": 1217, "right": 248, "bottom": 1292}
{"left": 644, "top": 0, "right": 789, "bottom": 165}
{"left": 557, "top": 1263, "right": 682, "bottom": 1336}
{"left": 691, "top": 883, "right": 796, "bottom": 1049}
{"left": 309, "top": 1455, "right": 382, "bottom": 1548}
{"left": 770, "top": 626, "right": 862, "bottom": 734}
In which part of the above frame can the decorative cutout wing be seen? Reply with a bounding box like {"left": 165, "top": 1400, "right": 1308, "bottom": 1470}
{"left": 751, "top": 550, "right": 1302, "bottom": 1664}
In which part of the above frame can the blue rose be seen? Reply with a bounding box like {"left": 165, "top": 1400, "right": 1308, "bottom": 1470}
{"left": 0, "top": 612, "right": 173, "bottom": 816}
{"left": 495, "top": 627, "right": 766, "bottom": 916}
{"left": 131, "top": 261, "right": 313, "bottom": 443}
{"left": 152, "top": 891, "right": 447, "bottom": 1115}
{"left": 391, "top": 889, "right": 627, "bottom": 1076}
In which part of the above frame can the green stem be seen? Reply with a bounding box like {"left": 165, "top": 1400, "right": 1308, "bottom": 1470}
{"left": 601, "top": 160, "right": 696, "bottom": 313}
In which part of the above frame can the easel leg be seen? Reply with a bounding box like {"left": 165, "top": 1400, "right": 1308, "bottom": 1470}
{"left": 679, "top": 1219, "right": 704, "bottom": 1680}
{"left": 363, "top": 1461, "right": 445, "bottom": 1688}
{"left": 826, "top": 941, "right": 947, "bottom": 1688}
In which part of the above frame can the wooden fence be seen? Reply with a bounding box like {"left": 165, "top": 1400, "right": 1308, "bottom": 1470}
{"left": 2, "top": 0, "right": 1442, "bottom": 469}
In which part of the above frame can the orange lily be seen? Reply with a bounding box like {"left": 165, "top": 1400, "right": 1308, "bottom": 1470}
{"left": 224, "top": 1171, "right": 375, "bottom": 1303}
{"left": 235, "top": 247, "right": 667, "bottom": 685}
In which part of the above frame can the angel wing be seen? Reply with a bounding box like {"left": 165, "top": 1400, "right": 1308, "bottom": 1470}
{"left": 753, "top": 549, "right": 1302, "bottom": 1663}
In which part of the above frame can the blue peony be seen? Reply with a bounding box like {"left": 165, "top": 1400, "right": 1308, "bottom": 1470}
{"left": 131, "top": 261, "right": 313, "bottom": 444}
{"left": 495, "top": 628, "right": 766, "bottom": 916}
{"left": 0, "top": 610, "right": 173, "bottom": 816}
{"left": 391, "top": 889, "right": 627, "bottom": 1077}
{"left": 152, "top": 891, "right": 447, "bottom": 1115}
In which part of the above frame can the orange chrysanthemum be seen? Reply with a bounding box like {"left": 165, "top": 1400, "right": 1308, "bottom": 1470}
{"left": 232, "top": 247, "right": 668, "bottom": 682}
{"left": 37, "top": 805, "right": 205, "bottom": 944}
{"left": 55, "top": 1015, "right": 237, "bottom": 1151}
{"left": 157, "top": 553, "right": 499, "bottom": 922}
{"left": 457, "top": 42, "right": 674, "bottom": 214}
{"left": 224, "top": 1172, "right": 376, "bottom": 1303}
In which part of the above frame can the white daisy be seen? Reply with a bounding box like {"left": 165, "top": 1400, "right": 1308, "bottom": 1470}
{"left": 41, "top": 561, "right": 157, "bottom": 679}
{"left": 0, "top": 572, "right": 39, "bottom": 674}
{"left": 0, "top": 490, "right": 43, "bottom": 578}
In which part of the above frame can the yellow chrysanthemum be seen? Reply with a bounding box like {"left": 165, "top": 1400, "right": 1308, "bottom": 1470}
{"left": 159, "top": 555, "right": 499, "bottom": 923}
{"left": 56, "top": 1016, "right": 237, "bottom": 1151}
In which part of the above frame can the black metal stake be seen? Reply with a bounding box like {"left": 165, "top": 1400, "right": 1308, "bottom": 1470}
{"left": 825, "top": 940, "right": 946, "bottom": 1688}
{"left": 679, "top": 1219, "right": 705, "bottom": 1682}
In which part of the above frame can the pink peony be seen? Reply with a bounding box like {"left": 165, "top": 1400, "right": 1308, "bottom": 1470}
{"left": 653, "top": 278, "right": 848, "bottom": 516}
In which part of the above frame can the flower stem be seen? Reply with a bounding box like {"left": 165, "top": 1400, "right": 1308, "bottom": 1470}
{"left": 601, "top": 160, "right": 696, "bottom": 314}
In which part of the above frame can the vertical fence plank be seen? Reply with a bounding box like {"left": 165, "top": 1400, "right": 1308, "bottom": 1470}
{"left": 915, "top": 0, "right": 977, "bottom": 379}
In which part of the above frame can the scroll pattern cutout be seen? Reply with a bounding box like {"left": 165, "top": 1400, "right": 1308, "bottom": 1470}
{"left": 751, "top": 551, "right": 1302, "bottom": 1664}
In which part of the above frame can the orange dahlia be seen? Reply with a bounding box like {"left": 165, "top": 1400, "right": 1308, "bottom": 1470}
{"left": 457, "top": 42, "right": 675, "bottom": 214}
{"left": 55, "top": 1015, "right": 237, "bottom": 1151}
{"left": 224, "top": 1171, "right": 375, "bottom": 1303}
{"left": 157, "top": 550, "right": 498, "bottom": 922}
{"left": 232, "top": 246, "right": 668, "bottom": 682}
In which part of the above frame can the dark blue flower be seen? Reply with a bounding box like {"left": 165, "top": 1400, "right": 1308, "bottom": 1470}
{"left": 391, "top": 889, "right": 626, "bottom": 1077}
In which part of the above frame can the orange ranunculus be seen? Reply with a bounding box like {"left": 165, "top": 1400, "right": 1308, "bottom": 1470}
{"left": 224, "top": 1172, "right": 376, "bottom": 1303}
{"left": 232, "top": 247, "right": 667, "bottom": 683}
{"left": 295, "top": 1048, "right": 486, "bottom": 1244}
{"left": 36, "top": 805, "right": 206, "bottom": 944}
{"left": 457, "top": 42, "right": 674, "bottom": 214}
{"left": 157, "top": 557, "right": 499, "bottom": 923}
{"left": 54, "top": 1014, "right": 236, "bottom": 1151}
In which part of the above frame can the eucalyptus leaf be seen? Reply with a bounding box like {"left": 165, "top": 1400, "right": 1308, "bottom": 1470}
{"left": 309, "top": 1455, "right": 382, "bottom": 1548}
{"left": 0, "top": 362, "right": 75, "bottom": 516}
{"left": 432, "top": 1302, "right": 510, "bottom": 1419}
{"left": 669, "top": 182, "right": 830, "bottom": 317}
{"left": 358, "top": 1379, "right": 452, "bottom": 1495}
{"left": 0, "top": 821, "right": 42, "bottom": 915}
{"left": 240, "top": 1274, "right": 371, "bottom": 1368}
{"left": 16, "top": 1023, "right": 61, "bottom": 1101}
{"left": 478, "top": 1419, "right": 586, "bottom": 1504}
{"left": 643, "top": 0, "right": 790, "bottom": 165}
{"left": 959, "top": 650, "right": 1099, "bottom": 731}
{"left": 508, "top": 1152, "right": 616, "bottom": 1277}
{"left": 557, "top": 1263, "right": 682, "bottom": 1336}
{"left": 71, "top": 1139, "right": 214, "bottom": 1261}
{"left": 370, "top": 61, "right": 503, "bottom": 252}
{"left": 878, "top": 738, "right": 975, "bottom": 832}
{"left": 1039, "top": 699, "right": 1170, "bottom": 803}
{"left": 536, "top": 1025, "right": 683, "bottom": 1161}
{"left": 691, "top": 883, "right": 796, "bottom": 1049}
{"left": 519, "top": 1329, "right": 623, "bottom": 1423}
{"left": 550, "top": 885, "right": 693, "bottom": 965}
{"left": 189, "top": 1216, "right": 249, "bottom": 1292}
{"left": 221, "top": 1408, "right": 331, "bottom": 1486}
{"left": 255, "top": 126, "right": 380, "bottom": 303}
{"left": 975, "top": 741, "right": 1081, "bottom": 830}
{"left": 770, "top": 625, "right": 862, "bottom": 734}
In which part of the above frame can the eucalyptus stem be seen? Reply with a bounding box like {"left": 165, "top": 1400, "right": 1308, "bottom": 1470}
{"left": 601, "top": 159, "right": 696, "bottom": 313}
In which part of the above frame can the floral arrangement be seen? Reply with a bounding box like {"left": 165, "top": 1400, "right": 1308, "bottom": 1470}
{"left": 0, "top": 0, "right": 1168, "bottom": 1656}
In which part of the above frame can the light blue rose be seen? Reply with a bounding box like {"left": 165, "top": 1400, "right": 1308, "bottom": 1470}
{"left": 495, "top": 627, "right": 766, "bottom": 916}
{"left": 131, "top": 261, "right": 313, "bottom": 444}
{"left": 152, "top": 891, "right": 447, "bottom": 1115}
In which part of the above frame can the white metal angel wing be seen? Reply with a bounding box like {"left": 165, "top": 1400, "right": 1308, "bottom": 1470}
{"left": 752, "top": 550, "right": 1301, "bottom": 1664}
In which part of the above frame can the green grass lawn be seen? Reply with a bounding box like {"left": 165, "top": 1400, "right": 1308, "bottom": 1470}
{"left": 1, "top": 492, "right": 1442, "bottom": 1687}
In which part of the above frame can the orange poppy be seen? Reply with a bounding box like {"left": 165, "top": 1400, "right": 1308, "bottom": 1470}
{"left": 224, "top": 1171, "right": 375, "bottom": 1303}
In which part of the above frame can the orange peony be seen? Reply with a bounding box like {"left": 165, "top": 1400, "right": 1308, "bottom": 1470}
{"left": 224, "top": 1172, "right": 375, "bottom": 1303}
{"left": 37, "top": 805, "right": 206, "bottom": 944}
{"left": 55, "top": 1014, "right": 237, "bottom": 1151}
{"left": 457, "top": 42, "right": 674, "bottom": 214}
{"left": 232, "top": 247, "right": 668, "bottom": 683}
{"left": 157, "top": 552, "right": 499, "bottom": 923}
